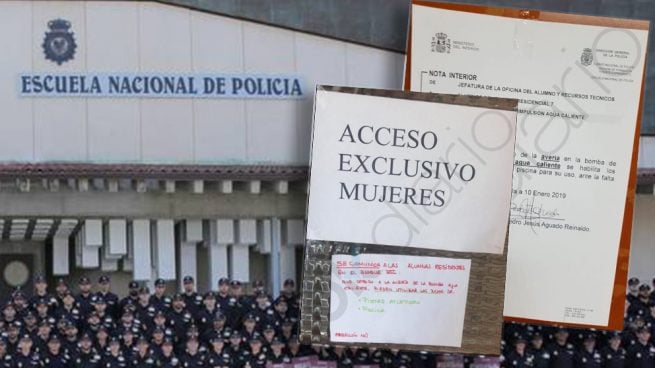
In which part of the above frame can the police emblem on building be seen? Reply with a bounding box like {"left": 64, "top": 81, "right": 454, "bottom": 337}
{"left": 580, "top": 48, "right": 593, "bottom": 66}
{"left": 431, "top": 32, "right": 451, "bottom": 54}
{"left": 42, "top": 19, "right": 76, "bottom": 65}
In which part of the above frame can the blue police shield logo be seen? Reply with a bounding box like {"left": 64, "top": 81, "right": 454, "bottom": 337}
{"left": 42, "top": 19, "right": 76, "bottom": 65}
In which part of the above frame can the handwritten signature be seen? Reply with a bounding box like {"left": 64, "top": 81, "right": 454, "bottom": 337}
{"left": 510, "top": 197, "right": 563, "bottom": 221}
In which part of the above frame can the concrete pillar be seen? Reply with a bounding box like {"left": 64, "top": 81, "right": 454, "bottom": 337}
{"left": 52, "top": 219, "right": 77, "bottom": 276}
{"left": 270, "top": 218, "right": 282, "bottom": 297}
{"left": 154, "top": 219, "right": 176, "bottom": 280}
{"left": 132, "top": 220, "right": 152, "bottom": 281}
{"left": 207, "top": 219, "right": 233, "bottom": 289}
{"left": 107, "top": 219, "right": 127, "bottom": 256}
{"left": 231, "top": 219, "right": 256, "bottom": 282}
{"left": 280, "top": 219, "right": 304, "bottom": 284}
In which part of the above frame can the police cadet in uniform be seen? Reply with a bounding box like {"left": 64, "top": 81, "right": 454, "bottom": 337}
{"left": 197, "top": 293, "right": 219, "bottom": 335}
{"left": 102, "top": 337, "right": 127, "bottom": 368}
{"left": 279, "top": 279, "right": 299, "bottom": 319}
{"left": 41, "top": 334, "right": 69, "bottom": 368}
{"left": 96, "top": 276, "right": 119, "bottom": 320}
{"left": 247, "top": 338, "right": 267, "bottom": 368}
{"left": 0, "top": 338, "right": 14, "bottom": 368}
{"left": 57, "top": 291, "right": 82, "bottom": 327}
{"left": 331, "top": 346, "right": 353, "bottom": 368}
{"left": 156, "top": 338, "right": 180, "bottom": 368}
{"left": 503, "top": 335, "right": 534, "bottom": 368}
{"left": 226, "top": 331, "right": 250, "bottom": 367}
{"left": 202, "top": 312, "right": 231, "bottom": 347}
{"left": 546, "top": 328, "right": 576, "bottom": 368}
{"left": 626, "top": 327, "right": 655, "bottom": 368}
{"left": 136, "top": 287, "right": 157, "bottom": 328}
{"left": 12, "top": 291, "right": 30, "bottom": 319}
{"left": 63, "top": 321, "right": 80, "bottom": 354}
{"left": 206, "top": 335, "right": 231, "bottom": 368}
{"left": 117, "top": 306, "right": 141, "bottom": 337}
{"left": 73, "top": 332, "right": 102, "bottom": 368}
{"left": 215, "top": 278, "right": 231, "bottom": 311}
{"left": 151, "top": 279, "right": 172, "bottom": 313}
{"left": 22, "top": 311, "right": 39, "bottom": 341}
{"left": 627, "top": 278, "right": 641, "bottom": 306}
{"left": 629, "top": 285, "right": 652, "bottom": 319}
{"left": 131, "top": 337, "right": 157, "bottom": 368}
{"left": 168, "top": 294, "right": 194, "bottom": 342}
{"left": 251, "top": 292, "right": 273, "bottom": 330}
{"left": 181, "top": 276, "right": 203, "bottom": 319}
{"left": 119, "top": 329, "right": 136, "bottom": 354}
{"left": 5, "top": 322, "right": 21, "bottom": 355}
{"left": 76, "top": 277, "right": 95, "bottom": 317}
{"left": 14, "top": 335, "right": 40, "bottom": 368}
{"left": 576, "top": 334, "right": 602, "bottom": 368}
{"left": 118, "top": 281, "right": 140, "bottom": 313}
{"left": 33, "top": 320, "right": 52, "bottom": 355}
{"left": 225, "top": 281, "right": 246, "bottom": 330}
{"left": 30, "top": 275, "right": 57, "bottom": 310}
{"left": 602, "top": 332, "right": 626, "bottom": 368}
{"left": 266, "top": 338, "right": 290, "bottom": 365}
{"left": 179, "top": 337, "right": 206, "bottom": 368}
{"left": 528, "top": 333, "right": 550, "bottom": 368}
{"left": 34, "top": 298, "right": 52, "bottom": 324}
{"left": 54, "top": 279, "right": 69, "bottom": 307}
{"left": 240, "top": 314, "right": 258, "bottom": 342}
{"left": 150, "top": 327, "right": 169, "bottom": 358}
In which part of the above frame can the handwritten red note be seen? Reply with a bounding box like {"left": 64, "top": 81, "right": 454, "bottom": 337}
{"left": 330, "top": 254, "right": 471, "bottom": 347}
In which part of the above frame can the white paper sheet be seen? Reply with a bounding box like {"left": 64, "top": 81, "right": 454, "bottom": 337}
{"left": 307, "top": 89, "right": 517, "bottom": 254}
{"left": 330, "top": 253, "right": 471, "bottom": 347}
{"left": 407, "top": 4, "right": 648, "bottom": 326}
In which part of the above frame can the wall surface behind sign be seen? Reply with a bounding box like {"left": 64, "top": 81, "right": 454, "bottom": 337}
{"left": 0, "top": 1, "right": 404, "bottom": 166}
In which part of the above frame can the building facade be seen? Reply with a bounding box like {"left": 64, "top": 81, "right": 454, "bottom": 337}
{"left": 0, "top": 0, "right": 403, "bottom": 296}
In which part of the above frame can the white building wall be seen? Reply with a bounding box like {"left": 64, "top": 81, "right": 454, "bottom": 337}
{"left": 0, "top": 1, "right": 404, "bottom": 166}
{"left": 629, "top": 195, "right": 655, "bottom": 282}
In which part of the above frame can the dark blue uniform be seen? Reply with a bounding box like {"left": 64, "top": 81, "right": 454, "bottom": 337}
{"left": 14, "top": 351, "right": 42, "bottom": 368}
{"left": 602, "top": 347, "right": 626, "bottom": 368}
{"left": 576, "top": 350, "right": 602, "bottom": 368}
{"left": 182, "top": 293, "right": 203, "bottom": 319}
{"left": 102, "top": 352, "right": 128, "bottom": 368}
{"left": 179, "top": 351, "right": 206, "bottom": 368}
{"left": 72, "top": 350, "right": 102, "bottom": 368}
{"left": 40, "top": 351, "right": 70, "bottom": 368}
{"left": 547, "top": 343, "right": 576, "bottom": 368}
{"left": 157, "top": 354, "right": 180, "bottom": 368}
{"left": 626, "top": 342, "right": 655, "bottom": 368}
{"left": 130, "top": 352, "right": 157, "bottom": 368}
{"left": 505, "top": 351, "right": 535, "bottom": 368}
{"left": 529, "top": 348, "right": 551, "bottom": 368}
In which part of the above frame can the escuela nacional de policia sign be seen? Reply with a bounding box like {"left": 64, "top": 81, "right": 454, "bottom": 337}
{"left": 20, "top": 18, "right": 304, "bottom": 100}
{"left": 18, "top": 73, "right": 305, "bottom": 99}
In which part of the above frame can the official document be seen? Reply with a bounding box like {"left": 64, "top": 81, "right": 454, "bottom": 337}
{"left": 330, "top": 253, "right": 471, "bottom": 347}
{"left": 405, "top": 1, "right": 649, "bottom": 328}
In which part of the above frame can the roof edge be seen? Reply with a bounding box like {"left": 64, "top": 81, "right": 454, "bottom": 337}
{"left": 0, "top": 163, "right": 309, "bottom": 181}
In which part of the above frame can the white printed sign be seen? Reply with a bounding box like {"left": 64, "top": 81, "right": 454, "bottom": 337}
{"left": 330, "top": 253, "right": 471, "bottom": 347}
{"left": 307, "top": 89, "right": 517, "bottom": 254}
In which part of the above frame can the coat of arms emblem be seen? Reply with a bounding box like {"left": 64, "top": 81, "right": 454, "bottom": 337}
{"left": 580, "top": 48, "right": 593, "bottom": 66}
{"left": 42, "top": 19, "right": 76, "bottom": 65}
{"left": 431, "top": 32, "right": 451, "bottom": 54}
